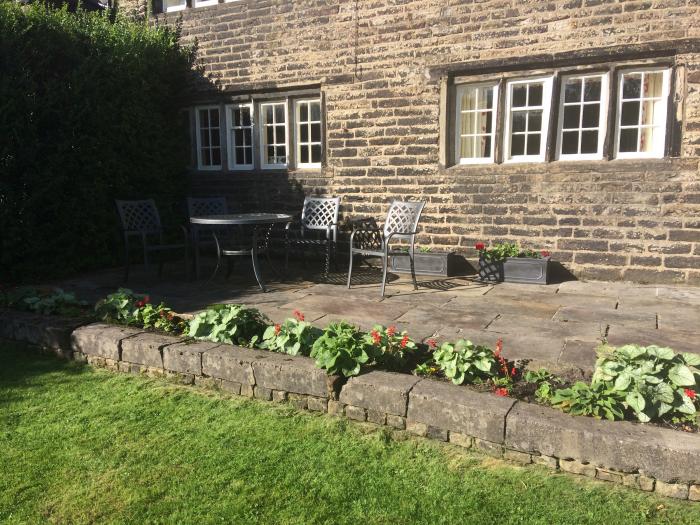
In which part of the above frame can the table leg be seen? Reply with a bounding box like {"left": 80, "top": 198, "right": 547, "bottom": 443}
{"left": 193, "top": 226, "right": 200, "bottom": 280}
{"left": 251, "top": 226, "right": 267, "bottom": 292}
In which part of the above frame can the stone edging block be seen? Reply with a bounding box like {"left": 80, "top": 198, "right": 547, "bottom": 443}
{"left": 252, "top": 352, "right": 341, "bottom": 399}
{"left": 71, "top": 323, "right": 144, "bottom": 361}
{"left": 202, "top": 345, "right": 265, "bottom": 386}
{"left": 340, "top": 370, "right": 420, "bottom": 416}
{"left": 163, "top": 340, "right": 220, "bottom": 376}
{"left": 407, "top": 378, "right": 516, "bottom": 443}
{"left": 505, "top": 402, "right": 700, "bottom": 484}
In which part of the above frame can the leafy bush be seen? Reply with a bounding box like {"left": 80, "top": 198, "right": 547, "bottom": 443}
{"left": 432, "top": 339, "right": 497, "bottom": 385}
{"left": 260, "top": 310, "right": 321, "bottom": 356}
{"left": 1, "top": 286, "right": 87, "bottom": 316}
{"left": 475, "top": 242, "right": 549, "bottom": 261}
{"left": 310, "top": 322, "right": 373, "bottom": 377}
{"left": 0, "top": 4, "right": 196, "bottom": 281}
{"left": 95, "top": 288, "right": 184, "bottom": 333}
{"left": 524, "top": 368, "right": 559, "bottom": 404}
{"left": 591, "top": 344, "right": 699, "bottom": 423}
{"left": 550, "top": 382, "right": 626, "bottom": 421}
{"left": 362, "top": 325, "right": 416, "bottom": 370}
{"left": 188, "top": 304, "right": 269, "bottom": 347}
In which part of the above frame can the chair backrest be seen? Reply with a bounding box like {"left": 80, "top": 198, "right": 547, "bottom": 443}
{"left": 187, "top": 197, "right": 227, "bottom": 218}
{"left": 301, "top": 196, "right": 340, "bottom": 232}
{"left": 115, "top": 199, "right": 161, "bottom": 234}
{"left": 383, "top": 200, "right": 426, "bottom": 239}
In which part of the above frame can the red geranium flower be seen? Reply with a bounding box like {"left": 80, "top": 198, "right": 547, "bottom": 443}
{"left": 685, "top": 388, "right": 696, "bottom": 400}
{"left": 371, "top": 329, "right": 382, "bottom": 345}
{"left": 400, "top": 335, "right": 410, "bottom": 348}
{"left": 293, "top": 310, "right": 305, "bottom": 321}
{"left": 274, "top": 324, "right": 281, "bottom": 335}
{"left": 511, "top": 367, "right": 517, "bottom": 377}
{"left": 386, "top": 325, "right": 396, "bottom": 337}
{"left": 495, "top": 338, "right": 503, "bottom": 357}
{"left": 135, "top": 300, "right": 145, "bottom": 308}
{"left": 426, "top": 338, "right": 437, "bottom": 350}
{"left": 541, "top": 250, "right": 551, "bottom": 258}
{"left": 494, "top": 387, "right": 509, "bottom": 397}
{"left": 475, "top": 242, "right": 485, "bottom": 251}
{"left": 143, "top": 295, "right": 150, "bottom": 304}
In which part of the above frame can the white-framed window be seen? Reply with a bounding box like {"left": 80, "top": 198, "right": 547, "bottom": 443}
{"left": 195, "top": 106, "right": 222, "bottom": 170}
{"left": 295, "top": 99, "right": 322, "bottom": 168}
{"left": 227, "top": 103, "right": 254, "bottom": 170}
{"left": 454, "top": 83, "right": 498, "bottom": 164}
{"left": 614, "top": 68, "right": 670, "bottom": 159}
{"left": 259, "top": 101, "right": 288, "bottom": 169}
{"left": 557, "top": 73, "right": 609, "bottom": 160}
{"left": 163, "top": 0, "right": 187, "bottom": 12}
{"left": 504, "top": 77, "right": 553, "bottom": 163}
{"left": 193, "top": 0, "right": 219, "bottom": 7}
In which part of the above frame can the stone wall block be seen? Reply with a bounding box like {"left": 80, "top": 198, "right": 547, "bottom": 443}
{"left": 339, "top": 370, "right": 420, "bottom": 416}
{"left": 71, "top": 323, "right": 144, "bottom": 361}
{"left": 121, "top": 332, "right": 178, "bottom": 369}
{"left": 163, "top": 341, "right": 219, "bottom": 375}
{"left": 201, "top": 344, "right": 261, "bottom": 385}
{"left": 252, "top": 352, "right": 340, "bottom": 399}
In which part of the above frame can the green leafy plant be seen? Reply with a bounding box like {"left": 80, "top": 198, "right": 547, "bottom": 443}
{"left": 363, "top": 325, "right": 417, "bottom": 370}
{"left": 188, "top": 304, "right": 269, "bottom": 347}
{"left": 419, "top": 246, "right": 433, "bottom": 253}
{"left": 590, "top": 344, "right": 699, "bottom": 423}
{"left": 260, "top": 310, "right": 321, "bottom": 356}
{"left": 432, "top": 339, "right": 498, "bottom": 385}
{"left": 475, "top": 242, "right": 550, "bottom": 261}
{"left": 95, "top": 289, "right": 149, "bottom": 325}
{"left": 310, "top": 322, "right": 373, "bottom": 377}
{"left": 135, "top": 302, "right": 186, "bottom": 334}
{"left": 2, "top": 286, "right": 87, "bottom": 316}
{"left": 550, "top": 381, "right": 626, "bottom": 421}
{"left": 524, "top": 368, "right": 559, "bottom": 404}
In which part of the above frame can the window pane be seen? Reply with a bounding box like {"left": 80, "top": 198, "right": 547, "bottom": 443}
{"left": 528, "top": 84, "right": 543, "bottom": 106}
{"left": 512, "top": 85, "right": 527, "bottom": 107}
{"left": 244, "top": 129, "right": 252, "bottom": 146}
{"left": 640, "top": 127, "right": 656, "bottom": 153}
{"left": 300, "top": 124, "right": 308, "bottom": 142}
{"left": 620, "top": 101, "right": 640, "bottom": 126}
{"left": 241, "top": 107, "right": 251, "bottom": 127}
{"left": 310, "top": 122, "right": 321, "bottom": 142}
{"left": 461, "top": 90, "right": 477, "bottom": 111}
{"left": 644, "top": 72, "right": 664, "bottom": 98}
{"left": 234, "top": 129, "right": 244, "bottom": 146}
{"left": 300, "top": 146, "right": 309, "bottom": 164}
{"left": 310, "top": 101, "right": 321, "bottom": 121}
{"left": 526, "top": 134, "right": 540, "bottom": 155}
{"left": 460, "top": 136, "right": 475, "bottom": 158}
{"left": 265, "top": 105, "right": 273, "bottom": 122}
{"left": 232, "top": 109, "right": 241, "bottom": 127}
{"left": 511, "top": 134, "right": 525, "bottom": 156}
{"left": 478, "top": 136, "right": 492, "bottom": 157}
{"left": 200, "top": 129, "right": 209, "bottom": 147}
{"left": 581, "top": 104, "right": 599, "bottom": 128}
{"left": 581, "top": 130, "right": 598, "bottom": 154}
{"left": 619, "top": 128, "right": 638, "bottom": 152}
{"left": 266, "top": 126, "right": 274, "bottom": 145}
{"left": 563, "top": 106, "right": 580, "bottom": 129}
{"left": 583, "top": 79, "right": 601, "bottom": 102}
{"left": 482, "top": 87, "right": 493, "bottom": 110}
{"left": 640, "top": 99, "right": 659, "bottom": 126}
{"left": 209, "top": 110, "right": 219, "bottom": 128}
{"left": 244, "top": 148, "right": 252, "bottom": 164}
{"left": 461, "top": 110, "right": 475, "bottom": 134}
{"left": 275, "top": 126, "right": 285, "bottom": 144}
{"left": 275, "top": 104, "right": 285, "bottom": 123}
{"left": 199, "top": 110, "right": 209, "bottom": 127}
{"left": 622, "top": 74, "right": 641, "bottom": 99}
{"left": 512, "top": 112, "right": 526, "bottom": 132}
{"left": 210, "top": 131, "right": 220, "bottom": 147}
{"left": 299, "top": 103, "right": 308, "bottom": 122}
{"left": 211, "top": 148, "right": 221, "bottom": 166}
{"left": 202, "top": 149, "right": 211, "bottom": 166}
{"left": 277, "top": 145, "right": 286, "bottom": 160}
{"left": 267, "top": 145, "right": 275, "bottom": 159}
{"left": 528, "top": 112, "right": 542, "bottom": 132}
{"left": 311, "top": 144, "right": 322, "bottom": 162}
{"left": 564, "top": 79, "right": 582, "bottom": 103}
{"left": 561, "top": 131, "right": 578, "bottom": 154}
{"left": 236, "top": 148, "right": 245, "bottom": 165}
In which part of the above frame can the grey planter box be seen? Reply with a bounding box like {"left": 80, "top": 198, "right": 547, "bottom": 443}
{"left": 478, "top": 256, "right": 550, "bottom": 284}
{"left": 391, "top": 252, "right": 467, "bottom": 277}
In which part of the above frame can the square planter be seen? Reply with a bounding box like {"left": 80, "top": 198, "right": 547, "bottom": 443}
{"left": 391, "top": 252, "right": 467, "bottom": 277}
{"left": 478, "top": 256, "right": 550, "bottom": 284}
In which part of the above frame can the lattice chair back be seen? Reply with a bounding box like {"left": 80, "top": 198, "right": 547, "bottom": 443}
{"left": 301, "top": 196, "right": 340, "bottom": 238}
{"left": 187, "top": 197, "right": 227, "bottom": 218}
{"left": 383, "top": 200, "right": 426, "bottom": 240}
{"left": 115, "top": 199, "right": 162, "bottom": 235}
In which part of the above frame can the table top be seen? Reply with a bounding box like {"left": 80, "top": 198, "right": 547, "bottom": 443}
{"left": 190, "top": 213, "right": 293, "bottom": 226}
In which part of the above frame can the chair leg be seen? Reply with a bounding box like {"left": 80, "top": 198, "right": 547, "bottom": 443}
{"left": 347, "top": 251, "right": 354, "bottom": 289}
{"left": 409, "top": 247, "right": 418, "bottom": 291}
{"left": 123, "top": 241, "right": 130, "bottom": 283}
{"left": 284, "top": 237, "right": 290, "bottom": 271}
{"left": 209, "top": 233, "right": 223, "bottom": 283}
{"left": 324, "top": 243, "right": 331, "bottom": 276}
{"left": 380, "top": 254, "right": 389, "bottom": 298}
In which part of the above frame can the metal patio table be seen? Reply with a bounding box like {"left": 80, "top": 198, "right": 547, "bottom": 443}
{"left": 190, "top": 213, "right": 293, "bottom": 292}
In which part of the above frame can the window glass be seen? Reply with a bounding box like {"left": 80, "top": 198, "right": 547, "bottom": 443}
{"left": 558, "top": 74, "right": 607, "bottom": 159}
{"left": 506, "top": 78, "right": 552, "bottom": 161}
{"left": 196, "top": 107, "right": 222, "bottom": 169}
{"left": 228, "top": 104, "right": 253, "bottom": 169}
{"left": 296, "top": 99, "right": 322, "bottom": 167}
{"left": 455, "top": 84, "right": 498, "bottom": 164}
{"left": 260, "top": 102, "right": 287, "bottom": 167}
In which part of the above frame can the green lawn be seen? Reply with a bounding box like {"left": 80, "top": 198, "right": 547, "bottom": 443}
{"left": 1, "top": 344, "right": 699, "bottom": 525}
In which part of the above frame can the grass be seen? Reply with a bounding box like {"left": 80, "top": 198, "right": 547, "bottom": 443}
{"left": 1, "top": 343, "right": 699, "bottom": 525}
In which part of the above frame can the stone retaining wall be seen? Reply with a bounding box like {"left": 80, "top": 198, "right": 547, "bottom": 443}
{"left": 3, "top": 309, "right": 699, "bottom": 502}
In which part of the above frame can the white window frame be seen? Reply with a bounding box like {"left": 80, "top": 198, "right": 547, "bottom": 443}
{"left": 503, "top": 76, "right": 553, "bottom": 163}
{"left": 295, "top": 99, "right": 323, "bottom": 169}
{"left": 195, "top": 105, "right": 222, "bottom": 171}
{"left": 193, "top": 0, "right": 219, "bottom": 7}
{"left": 454, "top": 83, "right": 498, "bottom": 165}
{"left": 614, "top": 67, "right": 670, "bottom": 160}
{"left": 556, "top": 73, "right": 609, "bottom": 161}
{"left": 259, "top": 101, "right": 289, "bottom": 170}
{"left": 163, "top": 0, "right": 187, "bottom": 12}
{"left": 226, "top": 103, "right": 254, "bottom": 171}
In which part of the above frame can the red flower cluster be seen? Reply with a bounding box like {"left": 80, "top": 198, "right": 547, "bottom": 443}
{"left": 426, "top": 338, "right": 437, "bottom": 350}
{"left": 386, "top": 325, "right": 396, "bottom": 337}
{"left": 541, "top": 250, "right": 551, "bottom": 258}
{"left": 494, "top": 338, "right": 512, "bottom": 377}
{"left": 475, "top": 242, "right": 485, "bottom": 251}
{"left": 685, "top": 388, "right": 697, "bottom": 400}
{"left": 274, "top": 324, "right": 281, "bottom": 335}
{"left": 293, "top": 310, "right": 305, "bottom": 321}
{"left": 135, "top": 295, "right": 150, "bottom": 309}
{"left": 370, "top": 329, "right": 382, "bottom": 345}
{"left": 400, "top": 335, "right": 410, "bottom": 348}
{"left": 494, "top": 387, "right": 509, "bottom": 397}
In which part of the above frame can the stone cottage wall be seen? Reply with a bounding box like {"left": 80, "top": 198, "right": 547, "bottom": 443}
{"left": 155, "top": 0, "right": 700, "bottom": 284}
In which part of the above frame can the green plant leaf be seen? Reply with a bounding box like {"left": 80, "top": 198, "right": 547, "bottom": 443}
{"left": 681, "top": 353, "right": 700, "bottom": 367}
{"left": 668, "top": 364, "right": 695, "bottom": 387}
{"left": 625, "top": 391, "right": 645, "bottom": 413}
{"left": 613, "top": 372, "right": 632, "bottom": 391}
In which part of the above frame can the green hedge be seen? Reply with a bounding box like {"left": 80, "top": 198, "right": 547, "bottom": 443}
{"left": 0, "top": 4, "right": 196, "bottom": 281}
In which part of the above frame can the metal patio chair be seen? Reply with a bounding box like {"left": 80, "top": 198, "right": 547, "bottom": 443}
{"left": 284, "top": 196, "right": 341, "bottom": 275}
{"left": 186, "top": 197, "right": 229, "bottom": 279}
{"left": 115, "top": 199, "right": 188, "bottom": 282}
{"left": 347, "top": 199, "right": 426, "bottom": 297}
